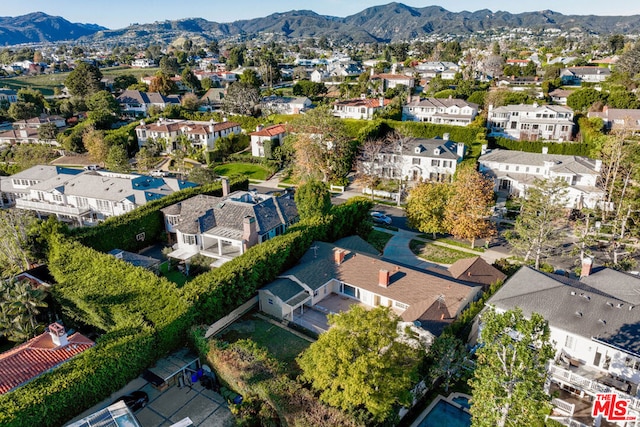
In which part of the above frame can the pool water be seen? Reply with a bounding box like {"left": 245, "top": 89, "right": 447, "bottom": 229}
{"left": 418, "top": 400, "right": 472, "bottom": 427}
{"left": 452, "top": 396, "right": 471, "bottom": 410}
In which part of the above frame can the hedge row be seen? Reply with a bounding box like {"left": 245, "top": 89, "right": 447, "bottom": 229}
{"left": 491, "top": 137, "right": 594, "bottom": 156}
{"left": 68, "top": 175, "right": 249, "bottom": 253}
{"left": 203, "top": 338, "right": 361, "bottom": 427}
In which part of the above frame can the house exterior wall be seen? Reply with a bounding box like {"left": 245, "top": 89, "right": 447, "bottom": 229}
{"left": 487, "top": 105, "right": 574, "bottom": 141}
{"left": 258, "top": 290, "right": 285, "bottom": 319}
{"left": 402, "top": 103, "right": 478, "bottom": 125}
{"left": 369, "top": 148, "right": 461, "bottom": 183}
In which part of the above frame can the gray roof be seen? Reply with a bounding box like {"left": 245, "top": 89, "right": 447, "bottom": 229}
{"left": 406, "top": 97, "right": 478, "bottom": 110}
{"left": 10, "top": 165, "right": 80, "bottom": 182}
{"left": 388, "top": 137, "right": 461, "bottom": 160}
{"left": 491, "top": 104, "right": 573, "bottom": 114}
{"left": 162, "top": 191, "right": 298, "bottom": 236}
{"left": 263, "top": 278, "right": 305, "bottom": 302}
{"left": 117, "top": 90, "right": 180, "bottom": 106}
{"left": 488, "top": 266, "right": 640, "bottom": 356}
{"left": 479, "top": 149, "right": 599, "bottom": 175}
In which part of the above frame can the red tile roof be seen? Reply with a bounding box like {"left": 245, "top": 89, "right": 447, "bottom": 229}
{"left": 0, "top": 327, "right": 94, "bottom": 394}
{"left": 250, "top": 124, "right": 287, "bottom": 137}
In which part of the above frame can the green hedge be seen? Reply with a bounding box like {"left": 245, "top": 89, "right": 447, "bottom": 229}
{"left": 491, "top": 137, "right": 594, "bottom": 156}
{"left": 342, "top": 119, "right": 485, "bottom": 145}
{"left": 68, "top": 175, "right": 249, "bottom": 253}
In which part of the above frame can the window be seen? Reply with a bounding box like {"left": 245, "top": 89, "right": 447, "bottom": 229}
{"left": 167, "top": 215, "right": 179, "bottom": 226}
{"left": 52, "top": 194, "right": 63, "bottom": 203}
{"left": 510, "top": 122, "right": 517, "bottom": 129}
{"left": 268, "top": 298, "right": 273, "bottom": 305}
{"left": 525, "top": 167, "right": 529, "bottom": 172}
{"left": 625, "top": 357, "right": 639, "bottom": 371}
{"left": 76, "top": 197, "right": 88, "bottom": 207}
{"left": 505, "top": 165, "right": 510, "bottom": 171}
{"left": 431, "top": 159, "right": 440, "bottom": 167}
{"left": 412, "top": 158, "right": 420, "bottom": 165}
{"left": 96, "top": 199, "right": 111, "bottom": 211}
{"left": 394, "top": 301, "right": 409, "bottom": 310}
{"left": 565, "top": 335, "right": 575, "bottom": 350}
{"left": 182, "top": 234, "right": 196, "bottom": 245}
{"left": 515, "top": 166, "right": 520, "bottom": 172}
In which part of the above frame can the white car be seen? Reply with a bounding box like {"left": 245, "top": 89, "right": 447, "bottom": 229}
{"left": 150, "top": 170, "right": 168, "bottom": 177}
{"left": 370, "top": 211, "right": 392, "bottom": 225}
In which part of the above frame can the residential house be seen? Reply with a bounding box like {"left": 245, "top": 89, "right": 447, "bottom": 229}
{"left": 0, "top": 88, "right": 18, "bottom": 104}
{"left": 430, "top": 256, "right": 507, "bottom": 290}
{"left": 131, "top": 58, "right": 156, "bottom": 68}
{"left": 0, "top": 323, "right": 94, "bottom": 394}
{"left": 108, "top": 249, "right": 161, "bottom": 273}
{"left": 116, "top": 90, "right": 181, "bottom": 117}
{"left": 14, "top": 169, "right": 197, "bottom": 226}
{"left": 484, "top": 265, "right": 640, "bottom": 426}
{"left": 258, "top": 237, "right": 481, "bottom": 339}
{"left": 415, "top": 61, "right": 460, "bottom": 73}
{"left": 161, "top": 188, "right": 298, "bottom": 266}
{"left": 13, "top": 114, "right": 66, "bottom": 130}
{"left": 560, "top": 66, "right": 611, "bottom": 85}
{"left": 135, "top": 118, "right": 241, "bottom": 152}
{"left": 250, "top": 124, "right": 287, "bottom": 157}
{"left": 260, "top": 96, "right": 312, "bottom": 115}
{"left": 478, "top": 148, "right": 604, "bottom": 209}
{"left": 310, "top": 69, "right": 329, "bottom": 83}
{"left": 440, "top": 68, "right": 458, "bottom": 80}
{"left": 0, "top": 128, "right": 59, "bottom": 146}
{"left": 199, "top": 88, "right": 226, "bottom": 112}
{"left": 402, "top": 97, "right": 479, "bottom": 125}
{"left": 0, "top": 165, "right": 82, "bottom": 208}
{"left": 487, "top": 103, "right": 575, "bottom": 141}
{"left": 371, "top": 73, "right": 415, "bottom": 91}
{"left": 588, "top": 107, "right": 640, "bottom": 134}
{"left": 367, "top": 135, "right": 465, "bottom": 183}
{"left": 549, "top": 89, "right": 573, "bottom": 106}
{"left": 328, "top": 61, "right": 362, "bottom": 79}
{"left": 332, "top": 97, "right": 390, "bottom": 120}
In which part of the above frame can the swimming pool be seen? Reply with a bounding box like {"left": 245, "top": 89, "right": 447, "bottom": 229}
{"left": 416, "top": 399, "right": 471, "bottom": 427}
{"left": 451, "top": 396, "right": 471, "bottom": 410}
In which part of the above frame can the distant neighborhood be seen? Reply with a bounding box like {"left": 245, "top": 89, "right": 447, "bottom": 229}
{"left": 1, "top": 5, "right": 640, "bottom": 427}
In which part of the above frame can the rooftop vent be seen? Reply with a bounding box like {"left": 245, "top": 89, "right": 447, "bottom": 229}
{"left": 606, "top": 302, "right": 614, "bottom": 307}
{"left": 575, "top": 311, "right": 582, "bottom": 317}
{"left": 570, "top": 291, "right": 577, "bottom": 296}
{"left": 617, "top": 303, "right": 624, "bottom": 308}
{"left": 598, "top": 319, "right": 606, "bottom": 325}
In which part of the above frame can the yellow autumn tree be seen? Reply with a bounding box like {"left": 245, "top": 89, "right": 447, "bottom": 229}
{"left": 444, "top": 165, "right": 495, "bottom": 248}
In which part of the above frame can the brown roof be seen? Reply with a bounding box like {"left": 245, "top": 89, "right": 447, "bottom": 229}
{"left": 333, "top": 98, "right": 391, "bottom": 108}
{"left": 0, "top": 324, "right": 94, "bottom": 394}
{"left": 446, "top": 256, "right": 507, "bottom": 288}
{"left": 250, "top": 124, "right": 287, "bottom": 137}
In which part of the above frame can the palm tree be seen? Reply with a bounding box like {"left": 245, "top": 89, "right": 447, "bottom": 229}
{"left": 0, "top": 278, "right": 48, "bottom": 342}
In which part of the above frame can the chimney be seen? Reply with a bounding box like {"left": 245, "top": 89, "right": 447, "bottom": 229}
{"left": 378, "top": 269, "right": 390, "bottom": 288}
{"left": 542, "top": 146, "right": 549, "bottom": 155}
{"left": 594, "top": 159, "right": 602, "bottom": 172}
{"left": 456, "top": 142, "right": 465, "bottom": 158}
{"left": 334, "top": 249, "right": 346, "bottom": 265}
{"left": 581, "top": 257, "right": 593, "bottom": 278}
{"left": 139, "top": 120, "right": 145, "bottom": 126}
{"left": 256, "top": 125, "right": 263, "bottom": 132}
{"left": 443, "top": 133, "right": 450, "bottom": 141}
{"left": 49, "top": 322, "right": 68, "bottom": 348}
{"left": 481, "top": 144, "right": 488, "bottom": 156}
{"left": 379, "top": 97, "right": 385, "bottom": 108}
{"left": 242, "top": 216, "right": 258, "bottom": 250}
{"left": 221, "top": 177, "right": 230, "bottom": 196}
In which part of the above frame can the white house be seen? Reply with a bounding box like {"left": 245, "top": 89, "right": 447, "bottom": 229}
{"left": 0, "top": 165, "right": 81, "bottom": 208}
{"left": 478, "top": 148, "right": 604, "bottom": 209}
{"left": 560, "top": 66, "right": 611, "bottom": 85}
{"left": 487, "top": 103, "right": 575, "bottom": 141}
{"left": 260, "top": 96, "right": 312, "bottom": 115}
{"left": 371, "top": 73, "right": 415, "bottom": 91}
{"left": 135, "top": 118, "right": 241, "bottom": 152}
{"left": 259, "top": 237, "right": 481, "bottom": 338}
{"left": 161, "top": 188, "right": 298, "bottom": 266}
{"left": 13, "top": 168, "right": 197, "bottom": 225}
{"left": 332, "top": 97, "right": 390, "bottom": 120}
{"left": 402, "top": 97, "right": 479, "bottom": 125}
{"left": 131, "top": 58, "right": 156, "bottom": 68}
{"left": 367, "top": 135, "right": 465, "bottom": 183}
{"left": 250, "top": 124, "right": 287, "bottom": 157}
{"left": 0, "top": 88, "right": 18, "bottom": 104}
{"left": 485, "top": 265, "right": 640, "bottom": 426}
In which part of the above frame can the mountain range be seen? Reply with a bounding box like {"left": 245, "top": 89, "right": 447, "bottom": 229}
{"left": 2, "top": 3, "right": 640, "bottom": 46}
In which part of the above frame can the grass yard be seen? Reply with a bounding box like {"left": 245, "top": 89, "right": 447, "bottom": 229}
{"left": 159, "top": 262, "right": 190, "bottom": 286}
{"left": 410, "top": 239, "right": 474, "bottom": 264}
{"left": 220, "top": 314, "right": 311, "bottom": 373}
{"left": 213, "top": 162, "right": 271, "bottom": 180}
{"left": 367, "top": 229, "right": 394, "bottom": 253}
{"left": 416, "top": 235, "right": 485, "bottom": 252}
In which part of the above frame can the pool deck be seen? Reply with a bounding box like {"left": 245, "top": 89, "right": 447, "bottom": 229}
{"left": 410, "top": 392, "right": 472, "bottom": 427}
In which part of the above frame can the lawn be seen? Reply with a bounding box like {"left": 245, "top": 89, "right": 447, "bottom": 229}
{"left": 410, "top": 239, "right": 474, "bottom": 264}
{"left": 416, "top": 235, "right": 485, "bottom": 252}
{"left": 159, "top": 261, "right": 190, "bottom": 286}
{"left": 367, "top": 229, "right": 394, "bottom": 253}
{"left": 213, "top": 162, "right": 271, "bottom": 180}
{"left": 220, "top": 314, "right": 311, "bottom": 373}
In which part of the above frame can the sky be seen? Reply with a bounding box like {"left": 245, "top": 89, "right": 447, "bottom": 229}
{"left": 2, "top": 0, "right": 640, "bottom": 29}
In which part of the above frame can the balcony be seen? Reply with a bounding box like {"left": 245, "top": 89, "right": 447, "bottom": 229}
{"left": 16, "top": 199, "right": 91, "bottom": 216}
{"left": 549, "top": 364, "right": 640, "bottom": 411}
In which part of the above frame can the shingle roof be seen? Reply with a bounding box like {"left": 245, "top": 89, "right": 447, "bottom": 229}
{"left": 282, "top": 240, "right": 480, "bottom": 330}
{"left": 488, "top": 266, "right": 640, "bottom": 356}
{"left": 10, "top": 165, "right": 81, "bottom": 181}
{"left": 406, "top": 97, "right": 478, "bottom": 110}
{"left": 446, "top": 256, "right": 507, "bottom": 287}
{"left": 391, "top": 137, "right": 461, "bottom": 160}
{"left": 0, "top": 326, "right": 94, "bottom": 394}
{"left": 479, "top": 149, "right": 599, "bottom": 175}
{"left": 263, "top": 278, "right": 306, "bottom": 302}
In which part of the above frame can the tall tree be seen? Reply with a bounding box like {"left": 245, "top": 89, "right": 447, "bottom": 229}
{"left": 426, "top": 334, "right": 468, "bottom": 392}
{"left": 0, "top": 210, "right": 37, "bottom": 278}
{"left": 181, "top": 66, "right": 201, "bottom": 92}
{"left": 83, "top": 127, "right": 109, "bottom": 166}
{"left": 470, "top": 308, "right": 554, "bottom": 427}
{"left": 134, "top": 147, "right": 155, "bottom": 173}
{"left": 294, "top": 179, "right": 332, "bottom": 219}
{"left": 149, "top": 71, "right": 178, "bottom": 95}
{"left": 105, "top": 145, "right": 131, "bottom": 173}
{"left": 86, "top": 90, "right": 120, "bottom": 129}
{"left": 0, "top": 278, "right": 48, "bottom": 342}
{"left": 297, "top": 306, "right": 421, "bottom": 423}
{"left": 221, "top": 82, "right": 260, "bottom": 116}
{"left": 406, "top": 182, "right": 452, "bottom": 239}
{"left": 506, "top": 177, "right": 568, "bottom": 270}
{"left": 356, "top": 138, "right": 385, "bottom": 200}
{"left": 159, "top": 56, "right": 180, "bottom": 75}
{"left": 444, "top": 166, "right": 495, "bottom": 248}
{"left": 65, "top": 62, "right": 103, "bottom": 99}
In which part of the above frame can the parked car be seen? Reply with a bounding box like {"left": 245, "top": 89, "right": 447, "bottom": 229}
{"left": 114, "top": 390, "right": 149, "bottom": 411}
{"left": 370, "top": 211, "right": 392, "bottom": 225}
{"left": 150, "top": 170, "right": 168, "bottom": 177}
{"left": 84, "top": 164, "right": 102, "bottom": 171}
